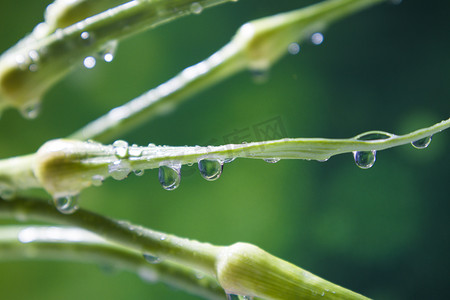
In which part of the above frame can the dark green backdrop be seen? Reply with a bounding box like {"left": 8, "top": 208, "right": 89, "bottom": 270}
{"left": 0, "top": 0, "right": 449, "bottom": 299}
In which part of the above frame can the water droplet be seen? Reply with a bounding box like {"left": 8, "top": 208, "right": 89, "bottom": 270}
{"left": 0, "top": 182, "right": 15, "bottom": 200}
{"left": 129, "top": 144, "right": 143, "bottom": 157}
{"left": 80, "top": 31, "right": 90, "bottom": 40}
{"left": 158, "top": 165, "right": 181, "bottom": 191}
{"left": 108, "top": 160, "right": 131, "bottom": 180}
{"left": 226, "top": 294, "right": 251, "bottom": 300}
{"left": 99, "top": 40, "right": 118, "bottom": 62}
{"left": 195, "top": 272, "right": 205, "bottom": 279}
{"left": 28, "top": 64, "right": 38, "bottom": 72}
{"left": 160, "top": 234, "right": 167, "bottom": 241}
{"left": 354, "top": 131, "right": 393, "bottom": 141}
{"left": 104, "top": 53, "right": 114, "bottom": 62}
{"left": 311, "top": 32, "right": 324, "bottom": 45}
{"left": 353, "top": 150, "right": 376, "bottom": 169}
{"left": 133, "top": 169, "right": 145, "bottom": 176}
{"left": 20, "top": 100, "right": 41, "bottom": 119}
{"left": 91, "top": 175, "right": 104, "bottom": 186}
{"left": 288, "top": 43, "right": 300, "bottom": 55}
{"left": 83, "top": 56, "right": 96, "bottom": 69}
{"left": 250, "top": 68, "right": 269, "bottom": 84}
{"left": 411, "top": 136, "right": 432, "bottom": 149}
{"left": 54, "top": 195, "right": 79, "bottom": 214}
{"left": 113, "top": 140, "right": 129, "bottom": 158}
{"left": 223, "top": 157, "right": 236, "bottom": 164}
{"left": 198, "top": 159, "right": 223, "bottom": 181}
{"left": 190, "top": 2, "right": 203, "bottom": 14}
{"left": 28, "top": 50, "right": 40, "bottom": 61}
{"left": 264, "top": 158, "right": 280, "bottom": 163}
{"left": 143, "top": 253, "right": 161, "bottom": 264}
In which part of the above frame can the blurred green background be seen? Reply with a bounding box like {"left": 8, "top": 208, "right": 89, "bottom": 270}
{"left": 0, "top": 0, "right": 449, "bottom": 299}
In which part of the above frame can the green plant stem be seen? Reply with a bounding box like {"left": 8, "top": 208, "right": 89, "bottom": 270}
{"left": 0, "top": 0, "right": 235, "bottom": 112}
{"left": 0, "top": 197, "right": 370, "bottom": 299}
{"left": 70, "top": 0, "right": 386, "bottom": 142}
{"left": 0, "top": 225, "right": 226, "bottom": 300}
{"left": 0, "top": 118, "right": 448, "bottom": 198}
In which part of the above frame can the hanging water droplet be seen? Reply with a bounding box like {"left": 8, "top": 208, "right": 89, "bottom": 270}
{"left": 190, "top": 2, "right": 203, "bottom": 14}
{"left": 20, "top": 100, "right": 41, "bottom": 119}
{"left": 263, "top": 158, "right": 280, "bottom": 164}
{"left": 83, "top": 56, "right": 96, "bottom": 69}
{"left": 353, "top": 150, "right": 376, "bottom": 169}
{"left": 250, "top": 68, "right": 269, "bottom": 84}
{"left": 198, "top": 159, "right": 223, "bottom": 181}
{"left": 99, "top": 40, "right": 118, "bottom": 63}
{"left": 108, "top": 160, "right": 131, "bottom": 180}
{"left": 54, "top": 195, "right": 79, "bottom": 214}
{"left": 288, "top": 43, "right": 300, "bottom": 55}
{"left": 113, "top": 140, "right": 129, "bottom": 158}
{"left": 158, "top": 165, "right": 181, "bottom": 191}
{"left": 91, "top": 175, "right": 104, "bottom": 186}
{"left": 0, "top": 182, "right": 15, "bottom": 200}
{"left": 311, "top": 32, "right": 324, "bottom": 45}
{"left": 411, "top": 136, "right": 432, "bottom": 149}
{"left": 133, "top": 169, "right": 144, "bottom": 176}
{"left": 143, "top": 253, "right": 161, "bottom": 264}
{"left": 223, "top": 157, "right": 236, "bottom": 164}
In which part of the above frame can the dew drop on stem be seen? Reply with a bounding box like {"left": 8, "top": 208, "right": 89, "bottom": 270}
{"left": 190, "top": 2, "right": 203, "bottom": 14}
{"left": 20, "top": 100, "right": 41, "bottom": 119}
{"left": 263, "top": 158, "right": 280, "bottom": 164}
{"left": 91, "top": 175, "right": 104, "bottom": 187}
{"left": 158, "top": 165, "right": 181, "bottom": 191}
{"left": 198, "top": 159, "right": 223, "bottom": 181}
{"left": 0, "top": 182, "right": 15, "bottom": 200}
{"left": 411, "top": 136, "right": 432, "bottom": 149}
{"left": 143, "top": 253, "right": 162, "bottom": 264}
{"left": 133, "top": 169, "right": 144, "bottom": 176}
{"left": 113, "top": 140, "right": 129, "bottom": 158}
{"left": 54, "top": 195, "right": 79, "bottom": 214}
{"left": 108, "top": 160, "right": 131, "bottom": 180}
{"left": 353, "top": 150, "right": 376, "bottom": 169}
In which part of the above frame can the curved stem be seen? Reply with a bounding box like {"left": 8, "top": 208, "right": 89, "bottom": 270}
{"left": 0, "top": 118, "right": 448, "bottom": 198}
{"left": 0, "top": 0, "right": 235, "bottom": 112}
{"left": 69, "top": 0, "right": 386, "bottom": 142}
{"left": 0, "top": 197, "right": 370, "bottom": 299}
{"left": 0, "top": 225, "right": 225, "bottom": 300}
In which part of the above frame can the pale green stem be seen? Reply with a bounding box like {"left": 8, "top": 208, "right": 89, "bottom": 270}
{"left": 0, "top": 0, "right": 235, "bottom": 112}
{"left": 0, "top": 225, "right": 226, "bottom": 300}
{"left": 44, "top": 0, "right": 132, "bottom": 33}
{"left": 70, "top": 0, "right": 386, "bottom": 142}
{"left": 0, "top": 197, "right": 370, "bottom": 299}
{"left": 36, "top": 118, "right": 450, "bottom": 198}
{"left": 0, "top": 118, "right": 448, "bottom": 198}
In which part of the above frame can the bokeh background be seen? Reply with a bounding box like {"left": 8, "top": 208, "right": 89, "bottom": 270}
{"left": 0, "top": 0, "right": 449, "bottom": 299}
